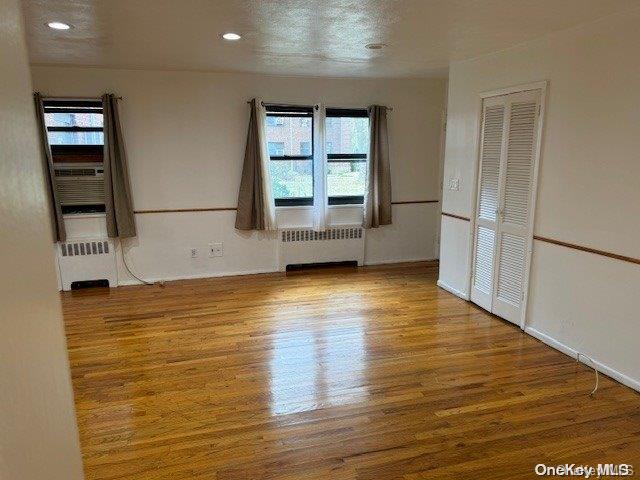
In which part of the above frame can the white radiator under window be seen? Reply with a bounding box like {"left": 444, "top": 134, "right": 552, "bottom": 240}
{"left": 57, "top": 239, "right": 117, "bottom": 290}
{"left": 278, "top": 226, "right": 365, "bottom": 270}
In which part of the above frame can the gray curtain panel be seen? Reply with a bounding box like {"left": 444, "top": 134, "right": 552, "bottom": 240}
{"left": 33, "top": 92, "right": 66, "bottom": 242}
{"left": 235, "top": 99, "right": 268, "bottom": 230}
{"left": 103, "top": 93, "right": 137, "bottom": 238}
{"left": 364, "top": 105, "right": 392, "bottom": 228}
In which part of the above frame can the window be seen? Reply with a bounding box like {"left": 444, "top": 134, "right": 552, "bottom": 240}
{"left": 265, "top": 106, "right": 314, "bottom": 206}
{"left": 325, "top": 108, "right": 369, "bottom": 205}
{"left": 44, "top": 100, "right": 104, "bottom": 147}
{"left": 266, "top": 116, "right": 284, "bottom": 127}
{"left": 299, "top": 141, "right": 311, "bottom": 156}
{"left": 268, "top": 142, "right": 285, "bottom": 156}
{"left": 43, "top": 100, "right": 105, "bottom": 214}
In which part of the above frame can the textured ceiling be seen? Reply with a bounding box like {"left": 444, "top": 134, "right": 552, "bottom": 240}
{"left": 22, "top": 0, "right": 638, "bottom": 78}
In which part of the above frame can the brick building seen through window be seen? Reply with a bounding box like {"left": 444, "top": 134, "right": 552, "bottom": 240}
{"left": 266, "top": 107, "right": 369, "bottom": 206}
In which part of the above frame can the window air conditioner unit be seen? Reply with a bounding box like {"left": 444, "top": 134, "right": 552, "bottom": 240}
{"left": 53, "top": 162, "right": 105, "bottom": 206}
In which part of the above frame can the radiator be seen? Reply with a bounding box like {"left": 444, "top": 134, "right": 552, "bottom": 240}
{"left": 57, "top": 239, "right": 117, "bottom": 290}
{"left": 278, "top": 226, "right": 365, "bottom": 271}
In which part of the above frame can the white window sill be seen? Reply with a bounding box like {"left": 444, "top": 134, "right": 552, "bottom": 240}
{"left": 275, "top": 205, "right": 312, "bottom": 211}
{"left": 275, "top": 205, "right": 363, "bottom": 210}
{"left": 328, "top": 204, "right": 363, "bottom": 209}
{"left": 62, "top": 213, "right": 106, "bottom": 219}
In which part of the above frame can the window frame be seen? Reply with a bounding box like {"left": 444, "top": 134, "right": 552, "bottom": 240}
{"left": 325, "top": 108, "right": 369, "bottom": 206}
{"left": 44, "top": 100, "right": 104, "bottom": 156}
{"left": 44, "top": 99, "right": 106, "bottom": 215}
{"left": 265, "top": 105, "right": 314, "bottom": 207}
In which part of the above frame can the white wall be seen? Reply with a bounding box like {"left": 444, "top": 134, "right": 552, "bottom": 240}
{"left": 31, "top": 67, "right": 446, "bottom": 283}
{"left": 439, "top": 9, "right": 640, "bottom": 388}
{"left": 0, "top": 1, "right": 84, "bottom": 478}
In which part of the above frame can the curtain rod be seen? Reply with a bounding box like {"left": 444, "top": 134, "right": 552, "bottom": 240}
{"left": 246, "top": 100, "right": 393, "bottom": 111}
{"left": 39, "top": 95, "right": 123, "bottom": 101}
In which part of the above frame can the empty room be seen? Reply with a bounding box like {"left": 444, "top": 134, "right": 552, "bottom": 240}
{"left": 2, "top": 0, "right": 640, "bottom": 479}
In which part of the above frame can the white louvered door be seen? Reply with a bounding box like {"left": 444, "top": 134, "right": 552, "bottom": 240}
{"left": 470, "top": 96, "right": 507, "bottom": 311}
{"left": 471, "top": 89, "right": 542, "bottom": 325}
{"left": 491, "top": 90, "right": 541, "bottom": 323}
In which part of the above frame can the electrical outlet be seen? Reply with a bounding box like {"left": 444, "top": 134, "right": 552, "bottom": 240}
{"left": 190, "top": 248, "right": 198, "bottom": 258}
{"left": 209, "top": 242, "right": 223, "bottom": 257}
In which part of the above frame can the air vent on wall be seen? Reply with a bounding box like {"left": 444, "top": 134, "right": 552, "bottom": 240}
{"left": 54, "top": 168, "right": 103, "bottom": 176}
{"left": 60, "top": 240, "right": 109, "bottom": 257}
{"left": 281, "top": 227, "right": 363, "bottom": 243}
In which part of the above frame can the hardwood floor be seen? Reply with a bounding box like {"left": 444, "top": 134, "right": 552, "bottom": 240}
{"left": 61, "top": 263, "right": 640, "bottom": 479}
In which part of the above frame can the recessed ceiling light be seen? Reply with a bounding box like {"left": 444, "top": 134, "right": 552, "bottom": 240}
{"left": 47, "top": 21, "right": 71, "bottom": 30}
{"left": 222, "top": 32, "right": 241, "bottom": 41}
{"left": 365, "top": 43, "right": 387, "bottom": 50}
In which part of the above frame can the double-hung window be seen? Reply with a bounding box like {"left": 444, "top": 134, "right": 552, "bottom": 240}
{"left": 325, "top": 108, "right": 369, "bottom": 205}
{"left": 44, "top": 100, "right": 104, "bottom": 148}
{"left": 265, "top": 105, "right": 370, "bottom": 207}
{"left": 265, "top": 106, "right": 314, "bottom": 206}
{"left": 43, "top": 99, "right": 106, "bottom": 214}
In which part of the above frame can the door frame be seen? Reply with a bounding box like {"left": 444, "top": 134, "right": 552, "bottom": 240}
{"left": 466, "top": 80, "right": 548, "bottom": 330}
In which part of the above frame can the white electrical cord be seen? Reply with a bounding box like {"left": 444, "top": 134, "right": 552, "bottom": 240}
{"left": 576, "top": 352, "right": 599, "bottom": 396}
{"left": 121, "top": 239, "right": 158, "bottom": 286}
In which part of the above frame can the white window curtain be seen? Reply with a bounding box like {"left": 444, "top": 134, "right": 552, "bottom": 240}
{"left": 256, "top": 99, "right": 277, "bottom": 230}
{"left": 312, "top": 104, "right": 329, "bottom": 231}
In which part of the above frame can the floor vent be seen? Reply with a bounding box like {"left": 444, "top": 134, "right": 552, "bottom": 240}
{"left": 286, "top": 261, "right": 358, "bottom": 272}
{"left": 281, "top": 227, "right": 363, "bottom": 243}
{"left": 60, "top": 240, "right": 110, "bottom": 257}
{"left": 71, "top": 279, "right": 110, "bottom": 290}
{"left": 278, "top": 226, "right": 365, "bottom": 271}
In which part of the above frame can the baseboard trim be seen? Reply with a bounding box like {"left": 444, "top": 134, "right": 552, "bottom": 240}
{"left": 436, "top": 279, "right": 470, "bottom": 300}
{"left": 364, "top": 257, "right": 438, "bottom": 266}
{"left": 117, "top": 268, "right": 278, "bottom": 286}
{"left": 525, "top": 326, "right": 640, "bottom": 393}
{"left": 118, "top": 260, "right": 438, "bottom": 286}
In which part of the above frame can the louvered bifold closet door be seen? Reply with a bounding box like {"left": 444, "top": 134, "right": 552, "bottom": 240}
{"left": 491, "top": 89, "right": 541, "bottom": 324}
{"left": 470, "top": 96, "right": 507, "bottom": 311}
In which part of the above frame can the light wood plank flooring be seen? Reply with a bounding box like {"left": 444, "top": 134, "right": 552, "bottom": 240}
{"left": 61, "top": 263, "right": 640, "bottom": 479}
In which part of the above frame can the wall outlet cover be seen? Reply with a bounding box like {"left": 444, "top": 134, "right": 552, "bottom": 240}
{"left": 209, "top": 242, "right": 223, "bottom": 257}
